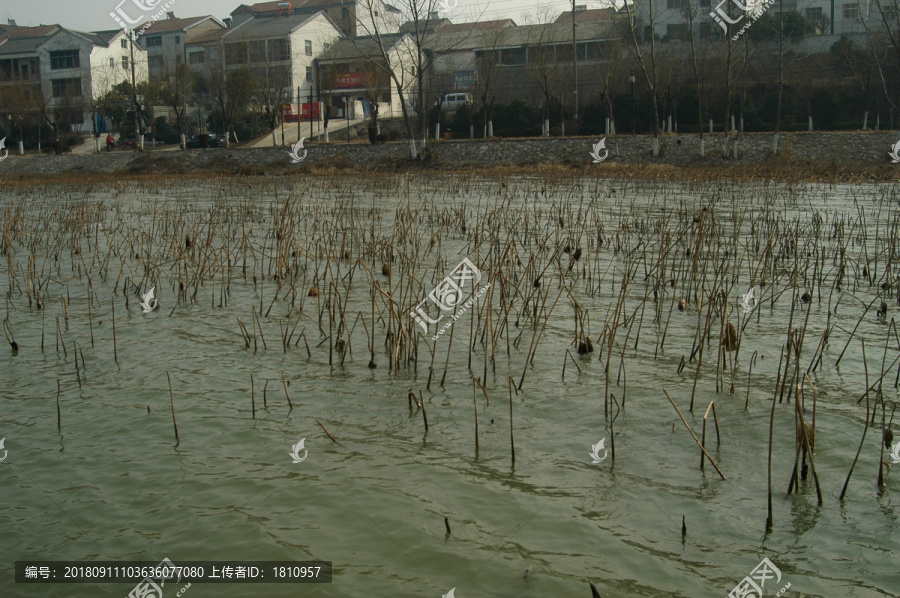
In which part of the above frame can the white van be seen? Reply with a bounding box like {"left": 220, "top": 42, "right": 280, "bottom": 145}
{"left": 435, "top": 93, "right": 472, "bottom": 112}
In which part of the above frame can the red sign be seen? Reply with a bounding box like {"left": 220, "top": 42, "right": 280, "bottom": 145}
{"left": 334, "top": 72, "right": 366, "bottom": 89}
{"left": 281, "top": 102, "right": 321, "bottom": 121}
{"left": 300, "top": 102, "right": 321, "bottom": 119}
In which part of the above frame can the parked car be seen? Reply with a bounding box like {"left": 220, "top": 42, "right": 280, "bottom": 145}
{"left": 185, "top": 134, "right": 225, "bottom": 149}
{"left": 435, "top": 93, "right": 472, "bottom": 112}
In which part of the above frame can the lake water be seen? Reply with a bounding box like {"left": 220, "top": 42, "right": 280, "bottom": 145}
{"left": 1, "top": 175, "right": 898, "bottom": 598}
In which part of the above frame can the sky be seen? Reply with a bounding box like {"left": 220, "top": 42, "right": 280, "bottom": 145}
{"left": 1, "top": 0, "right": 613, "bottom": 32}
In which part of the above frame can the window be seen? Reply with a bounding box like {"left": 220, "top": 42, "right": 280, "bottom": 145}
{"left": 122, "top": 56, "right": 129, "bottom": 69}
{"left": 121, "top": 39, "right": 128, "bottom": 48}
{"left": 306, "top": 66, "right": 312, "bottom": 81}
{"left": 109, "top": 57, "right": 115, "bottom": 67}
{"left": 208, "top": 47, "right": 219, "bottom": 59}
{"left": 806, "top": 7, "right": 823, "bottom": 20}
{"left": 146, "top": 36, "right": 162, "bottom": 47}
{"left": 249, "top": 40, "right": 266, "bottom": 62}
{"left": 148, "top": 55, "right": 163, "bottom": 68}
{"left": 501, "top": 46, "right": 526, "bottom": 65}
{"left": 175, "top": 35, "right": 181, "bottom": 45}
{"left": 49, "top": 50, "right": 80, "bottom": 70}
{"left": 700, "top": 0, "right": 711, "bottom": 7}
{"left": 51, "top": 77, "right": 81, "bottom": 97}
{"left": 189, "top": 52, "right": 205, "bottom": 64}
{"left": 842, "top": 3, "right": 859, "bottom": 18}
{"left": 667, "top": 23, "right": 687, "bottom": 39}
{"left": 268, "top": 39, "right": 290, "bottom": 61}
{"left": 305, "top": 40, "right": 312, "bottom": 55}
{"left": 225, "top": 42, "right": 247, "bottom": 65}
{"left": 666, "top": 0, "right": 685, "bottom": 8}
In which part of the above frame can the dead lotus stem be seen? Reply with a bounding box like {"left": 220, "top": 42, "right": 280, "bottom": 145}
{"left": 663, "top": 389, "right": 726, "bottom": 480}
{"left": 167, "top": 370, "right": 179, "bottom": 443}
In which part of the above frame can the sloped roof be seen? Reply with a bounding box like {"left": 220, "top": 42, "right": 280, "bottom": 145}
{"left": 317, "top": 33, "right": 406, "bottom": 62}
{"left": 0, "top": 36, "right": 46, "bottom": 54}
{"left": 436, "top": 19, "right": 516, "bottom": 34}
{"left": 186, "top": 28, "right": 229, "bottom": 47}
{"left": 555, "top": 7, "right": 616, "bottom": 23}
{"left": 136, "top": 16, "right": 223, "bottom": 34}
{"left": 223, "top": 11, "right": 334, "bottom": 39}
{"left": 0, "top": 24, "right": 59, "bottom": 41}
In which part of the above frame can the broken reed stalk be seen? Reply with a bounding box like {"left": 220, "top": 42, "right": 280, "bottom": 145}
{"left": 282, "top": 374, "right": 292, "bottom": 410}
{"left": 508, "top": 376, "right": 516, "bottom": 465}
{"left": 663, "top": 389, "right": 726, "bottom": 480}
{"left": 56, "top": 380, "right": 61, "bottom": 432}
{"left": 315, "top": 418, "right": 346, "bottom": 448}
{"left": 840, "top": 340, "right": 870, "bottom": 501}
{"left": 166, "top": 370, "right": 179, "bottom": 443}
{"left": 444, "top": 516, "right": 451, "bottom": 535}
{"left": 111, "top": 297, "right": 118, "bottom": 364}
{"left": 700, "top": 401, "right": 720, "bottom": 470}
{"left": 765, "top": 346, "right": 779, "bottom": 533}
{"left": 472, "top": 379, "right": 480, "bottom": 455}
{"left": 251, "top": 373, "right": 255, "bottom": 419}
{"left": 418, "top": 389, "right": 428, "bottom": 432}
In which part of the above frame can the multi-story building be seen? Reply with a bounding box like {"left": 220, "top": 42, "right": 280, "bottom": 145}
{"left": 135, "top": 13, "right": 226, "bottom": 82}
{"left": 0, "top": 22, "right": 147, "bottom": 136}
{"left": 221, "top": 11, "right": 343, "bottom": 106}
{"left": 230, "top": 0, "right": 401, "bottom": 38}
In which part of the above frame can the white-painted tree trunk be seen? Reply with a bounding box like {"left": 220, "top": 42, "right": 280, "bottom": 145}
{"left": 324, "top": 126, "right": 329, "bottom": 143}
{"left": 808, "top": 116, "right": 813, "bottom": 131}
{"left": 605, "top": 117, "right": 610, "bottom": 135}
{"left": 652, "top": 136, "right": 659, "bottom": 157}
{"left": 709, "top": 119, "right": 713, "bottom": 134}
{"left": 95, "top": 137, "right": 101, "bottom": 153}
{"left": 180, "top": 133, "right": 186, "bottom": 149}
{"left": 700, "top": 137, "right": 705, "bottom": 157}
{"left": 772, "top": 132, "right": 779, "bottom": 153}
{"left": 138, "top": 134, "right": 144, "bottom": 150}
{"left": 733, "top": 138, "right": 738, "bottom": 159}
{"left": 469, "top": 125, "right": 473, "bottom": 139}
{"left": 408, "top": 138, "right": 417, "bottom": 159}
{"left": 488, "top": 121, "right": 493, "bottom": 137}
{"left": 18, "top": 141, "right": 24, "bottom": 155}
{"left": 863, "top": 111, "right": 868, "bottom": 130}
{"left": 543, "top": 119, "right": 549, "bottom": 136}
{"left": 271, "top": 129, "right": 277, "bottom": 145}
{"left": 435, "top": 123, "right": 440, "bottom": 140}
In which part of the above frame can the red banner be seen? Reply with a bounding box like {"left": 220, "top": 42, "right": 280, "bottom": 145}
{"left": 333, "top": 72, "right": 365, "bottom": 89}
{"left": 281, "top": 103, "right": 321, "bottom": 121}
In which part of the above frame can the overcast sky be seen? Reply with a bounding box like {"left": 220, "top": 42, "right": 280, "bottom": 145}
{"left": 2, "top": 0, "right": 613, "bottom": 32}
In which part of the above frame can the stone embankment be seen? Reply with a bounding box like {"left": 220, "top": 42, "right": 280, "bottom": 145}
{"left": 0, "top": 131, "right": 897, "bottom": 180}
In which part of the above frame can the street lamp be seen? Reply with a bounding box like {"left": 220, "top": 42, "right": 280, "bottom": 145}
{"left": 629, "top": 71, "right": 636, "bottom": 136}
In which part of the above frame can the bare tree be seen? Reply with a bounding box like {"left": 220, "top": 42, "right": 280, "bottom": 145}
{"left": 523, "top": 12, "right": 571, "bottom": 137}
{"left": 159, "top": 62, "right": 194, "bottom": 149}
{"left": 0, "top": 80, "right": 38, "bottom": 155}
{"left": 620, "top": 0, "right": 662, "bottom": 155}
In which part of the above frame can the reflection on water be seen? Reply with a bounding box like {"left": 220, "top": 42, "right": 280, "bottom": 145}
{"left": 1, "top": 175, "right": 898, "bottom": 597}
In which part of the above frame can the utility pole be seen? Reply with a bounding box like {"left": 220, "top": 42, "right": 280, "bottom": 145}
{"left": 572, "top": 0, "right": 578, "bottom": 136}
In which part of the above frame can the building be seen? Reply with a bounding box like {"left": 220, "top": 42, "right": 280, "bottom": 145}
{"left": 222, "top": 10, "right": 344, "bottom": 106}
{"left": 0, "top": 22, "right": 146, "bottom": 135}
{"left": 230, "top": 0, "right": 401, "bottom": 38}
{"left": 135, "top": 13, "right": 226, "bottom": 82}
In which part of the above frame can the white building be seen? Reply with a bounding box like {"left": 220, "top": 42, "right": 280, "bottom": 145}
{"left": 222, "top": 11, "right": 344, "bottom": 104}
{"left": 135, "top": 13, "right": 226, "bottom": 82}
{"left": 0, "top": 23, "right": 147, "bottom": 135}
